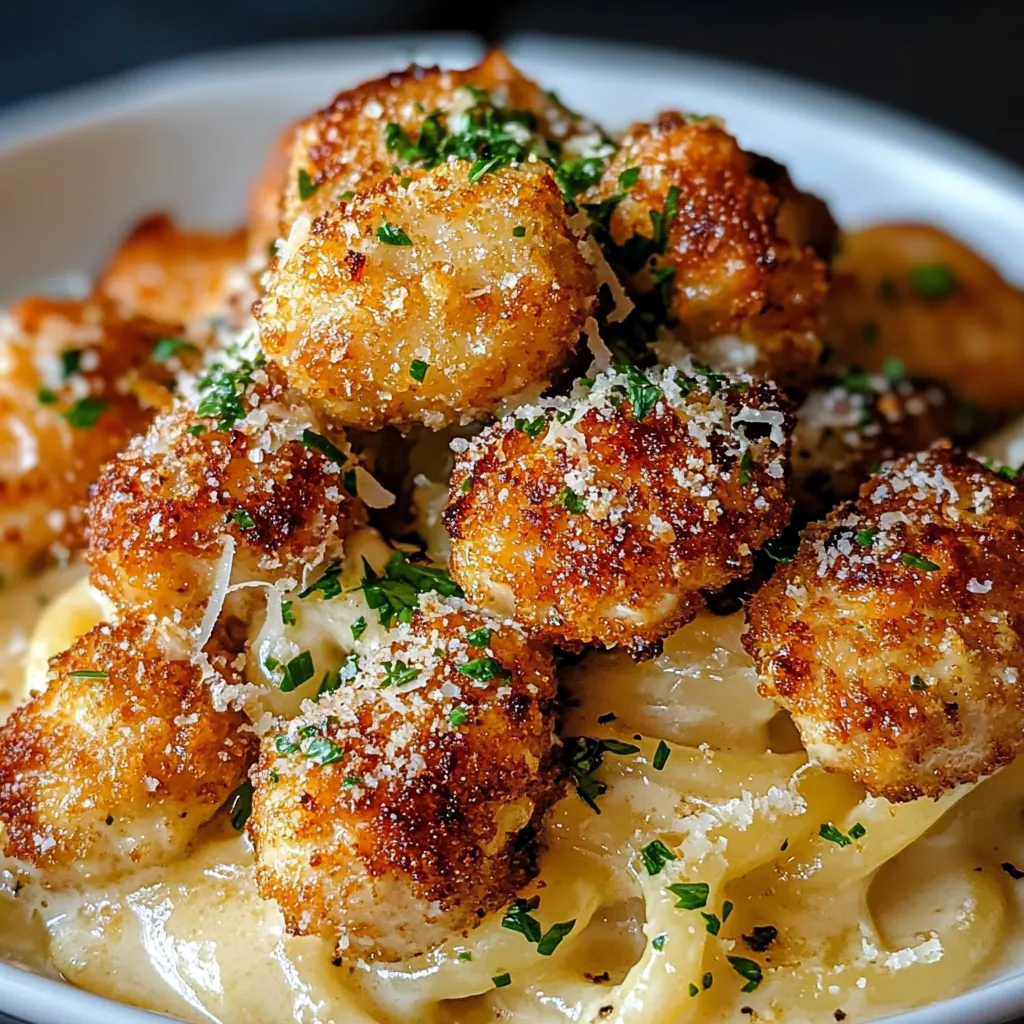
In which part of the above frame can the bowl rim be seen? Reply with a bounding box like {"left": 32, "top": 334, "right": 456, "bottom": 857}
{"left": 0, "top": 30, "right": 1022, "bottom": 1024}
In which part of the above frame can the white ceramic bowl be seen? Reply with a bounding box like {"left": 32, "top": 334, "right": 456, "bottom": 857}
{"left": 0, "top": 32, "right": 1022, "bottom": 1024}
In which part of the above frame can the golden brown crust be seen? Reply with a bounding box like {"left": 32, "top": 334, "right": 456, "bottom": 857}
{"left": 825, "top": 223, "right": 1024, "bottom": 413}
{"left": 87, "top": 364, "right": 366, "bottom": 627}
{"left": 280, "top": 50, "right": 585, "bottom": 232}
{"left": 444, "top": 363, "right": 793, "bottom": 656}
{"left": 248, "top": 599, "right": 561, "bottom": 961}
{"left": 256, "top": 162, "right": 595, "bottom": 430}
{"left": 95, "top": 213, "right": 247, "bottom": 327}
{"left": 0, "top": 617, "right": 254, "bottom": 881}
{"left": 793, "top": 372, "right": 952, "bottom": 519}
{"left": 0, "top": 296, "right": 182, "bottom": 572}
{"left": 745, "top": 443, "right": 1024, "bottom": 801}
{"left": 585, "top": 114, "right": 828, "bottom": 385}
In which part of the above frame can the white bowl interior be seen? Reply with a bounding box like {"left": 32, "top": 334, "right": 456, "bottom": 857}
{"left": 0, "top": 31, "right": 1022, "bottom": 1024}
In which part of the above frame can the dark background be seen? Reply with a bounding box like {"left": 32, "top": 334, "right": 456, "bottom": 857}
{"left": 1, "top": 0, "right": 1023, "bottom": 167}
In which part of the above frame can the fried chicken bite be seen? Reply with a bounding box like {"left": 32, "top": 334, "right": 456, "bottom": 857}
{"left": 88, "top": 355, "right": 366, "bottom": 629}
{"left": 793, "top": 369, "right": 951, "bottom": 519}
{"left": 583, "top": 114, "right": 828, "bottom": 386}
{"left": 248, "top": 597, "right": 561, "bottom": 962}
{"left": 444, "top": 362, "right": 793, "bottom": 657}
{"left": 0, "top": 617, "right": 254, "bottom": 883}
{"left": 95, "top": 213, "right": 247, "bottom": 328}
{"left": 745, "top": 444, "right": 1024, "bottom": 801}
{"left": 281, "top": 49, "right": 608, "bottom": 232}
{"left": 0, "top": 296, "right": 182, "bottom": 574}
{"left": 826, "top": 223, "right": 1024, "bottom": 414}
{"left": 256, "top": 162, "right": 595, "bottom": 430}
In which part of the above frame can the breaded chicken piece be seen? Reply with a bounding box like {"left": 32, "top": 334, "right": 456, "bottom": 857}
{"left": 0, "top": 617, "right": 254, "bottom": 882}
{"left": 95, "top": 213, "right": 247, "bottom": 328}
{"left": 256, "top": 162, "right": 595, "bottom": 430}
{"left": 281, "top": 49, "right": 607, "bottom": 232}
{"left": 793, "top": 369, "right": 951, "bottom": 518}
{"left": 745, "top": 444, "right": 1024, "bottom": 801}
{"left": 0, "top": 296, "right": 181, "bottom": 574}
{"left": 826, "top": 223, "right": 1024, "bottom": 413}
{"left": 88, "top": 355, "right": 366, "bottom": 628}
{"left": 444, "top": 361, "right": 793, "bottom": 657}
{"left": 583, "top": 114, "right": 828, "bottom": 385}
{"left": 248, "top": 596, "right": 561, "bottom": 961}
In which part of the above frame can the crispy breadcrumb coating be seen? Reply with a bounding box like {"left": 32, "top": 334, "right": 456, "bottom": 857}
{"left": 88, "top": 359, "right": 366, "bottom": 628}
{"left": 584, "top": 114, "right": 828, "bottom": 385}
{"left": 793, "top": 370, "right": 951, "bottom": 518}
{"left": 0, "top": 296, "right": 180, "bottom": 573}
{"left": 745, "top": 443, "right": 1024, "bottom": 801}
{"left": 826, "top": 223, "right": 1024, "bottom": 413}
{"left": 0, "top": 617, "right": 254, "bottom": 882}
{"left": 257, "top": 162, "right": 595, "bottom": 430}
{"left": 95, "top": 213, "right": 247, "bottom": 328}
{"left": 444, "top": 361, "right": 793, "bottom": 657}
{"left": 280, "top": 50, "right": 605, "bottom": 232}
{"left": 248, "top": 596, "right": 561, "bottom": 961}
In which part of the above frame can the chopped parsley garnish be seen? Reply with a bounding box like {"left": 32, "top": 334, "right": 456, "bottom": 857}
{"left": 409, "top": 359, "right": 429, "bottom": 383}
{"left": 1001, "top": 862, "right": 1024, "bottom": 880}
{"left": 640, "top": 839, "right": 677, "bottom": 876}
{"left": 537, "top": 919, "right": 576, "bottom": 956}
{"left": 459, "top": 475, "right": 473, "bottom": 494}
{"left": 702, "top": 901, "right": 732, "bottom": 935}
{"left": 343, "top": 468, "right": 358, "bottom": 496}
{"left": 59, "top": 349, "right": 83, "bottom": 379}
{"left": 152, "top": 336, "right": 197, "bottom": 363}
{"left": 231, "top": 509, "right": 255, "bottom": 530}
{"left": 381, "top": 660, "right": 420, "bottom": 688}
{"left": 351, "top": 616, "right": 367, "bottom": 641}
{"left": 554, "top": 486, "right": 586, "bottom": 514}
{"left": 728, "top": 956, "right": 763, "bottom": 993}
{"left": 703, "top": 972, "right": 714, "bottom": 990}
{"left": 196, "top": 348, "right": 265, "bottom": 431}
{"left": 297, "top": 168, "right": 320, "bottom": 201}
{"left": 302, "top": 735, "right": 346, "bottom": 765}
{"left": 514, "top": 415, "right": 548, "bottom": 439}
{"left": 37, "top": 387, "right": 58, "bottom": 405}
{"left": 737, "top": 449, "right": 755, "bottom": 486}
{"left": 500, "top": 898, "right": 575, "bottom": 956}
{"left": 271, "top": 650, "right": 315, "bottom": 693}
{"left": 909, "top": 263, "right": 959, "bottom": 302}
{"left": 743, "top": 925, "right": 778, "bottom": 952}
{"left": 68, "top": 669, "right": 109, "bottom": 679}
{"left": 492, "top": 972, "right": 512, "bottom": 988}
{"left": 342, "top": 775, "right": 364, "bottom": 788}
{"left": 465, "top": 626, "right": 491, "bottom": 648}
{"left": 457, "top": 656, "right": 509, "bottom": 683}
{"left": 457, "top": 950, "right": 473, "bottom": 962}
{"left": 186, "top": 424, "right": 206, "bottom": 436}
{"left": 512, "top": 225, "right": 526, "bottom": 237}
{"left": 357, "top": 552, "right": 462, "bottom": 627}
{"left": 910, "top": 674, "right": 926, "bottom": 691}
{"left": 901, "top": 552, "right": 940, "bottom": 572}
{"left": 618, "top": 166, "right": 641, "bottom": 190}
{"left": 563, "top": 736, "right": 641, "bottom": 812}
{"left": 377, "top": 221, "right": 412, "bottom": 246}
{"left": 623, "top": 365, "right": 662, "bottom": 421}
{"left": 819, "top": 821, "right": 866, "bottom": 846}
{"left": 502, "top": 898, "right": 543, "bottom": 943}
{"left": 854, "top": 527, "right": 877, "bottom": 548}
{"left": 281, "top": 601, "right": 296, "bottom": 626}
{"left": 652, "top": 739, "right": 671, "bottom": 770}
{"left": 301, "top": 429, "right": 347, "bottom": 465}
{"left": 227, "top": 779, "right": 253, "bottom": 831}
{"left": 688, "top": 984, "right": 699, "bottom": 998}
{"left": 63, "top": 397, "right": 108, "bottom": 429}
{"left": 448, "top": 706, "right": 470, "bottom": 726}
{"left": 652, "top": 934, "right": 667, "bottom": 951}
{"left": 666, "top": 882, "right": 710, "bottom": 910}
{"left": 300, "top": 562, "right": 343, "bottom": 601}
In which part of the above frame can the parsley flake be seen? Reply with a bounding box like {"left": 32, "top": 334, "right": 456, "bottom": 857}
{"left": 377, "top": 222, "right": 412, "bottom": 246}
{"left": 357, "top": 552, "right": 462, "bottom": 627}
{"left": 457, "top": 656, "right": 509, "bottom": 683}
{"left": 623, "top": 365, "right": 662, "bottom": 421}
{"left": 63, "top": 397, "right": 108, "bottom": 429}
{"left": 901, "top": 552, "right": 940, "bottom": 572}
{"left": 409, "top": 359, "right": 429, "bottom": 383}
{"left": 448, "top": 706, "right": 470, "bottom": 726}
{"left": 514, "top": 415, "right": 548, "bottom": 439}
{"left": 231, "top": 509, "right": 255, "bottom": 530}
{"left": 59, "top": 349, "right": 83, "bottom": 379}
{"left": 351, "top": 616, "right": 367, "bottom": 641}
{"left": 297, "top": 168, "right": 320, "bottom": 201}
{"left": 666, "top": 882, "right": 710, "bottom": 910}
{"left": 910, "top": 263, "right": 959, "bottom": 302}
{"left": 728, "top": 956, "right": 763, "bottom": 993}
{"left": 68, "top": 669, "right": 109, "bottom": 679}
{"left": 492, "top": 972, "right": 512, "bottom": 989}
{"left": 563, "top": 736, "right": 640, "bottom": 812}
{"left": 554, "top": 486, "right": 586, "bottom": 514}
{"left": 640, "top": 839, "right": 677, "bottom": 876}
{"left": 152, "top": 336, "right": 197, "bottom": 363}
{"left": 854, "top": 527, "right": 877, "bottom": 548}
{"left": 512, "top": 225, "right": 526, "bottom": 237}
{"left": 652, "top": 739, "right": 671, "bottom": 770}
{"left": 465, "top": 627, "right": 491, "bottom": 647}
{"left": 301, "top": 429, "right": 346, "bottom": 465}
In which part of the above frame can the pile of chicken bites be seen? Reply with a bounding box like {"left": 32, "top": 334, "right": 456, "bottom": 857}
{"left": 1, "top": 50, "right": 1024, "bottom": 964}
